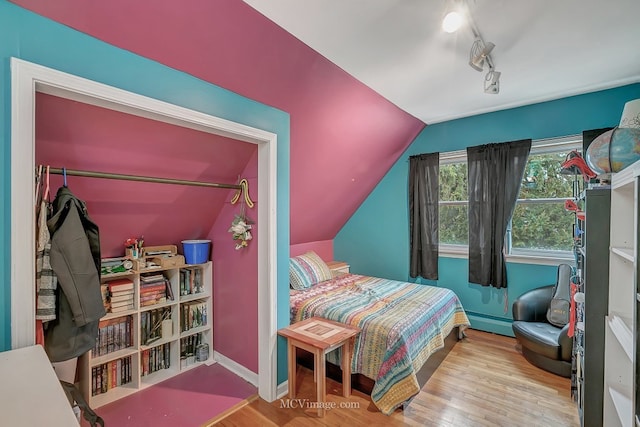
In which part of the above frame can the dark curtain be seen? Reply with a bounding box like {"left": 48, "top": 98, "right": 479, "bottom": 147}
{"left": 409, "top": 153, "right": 439, "bottom": 279}
{"left": 467, "top": 139, "right": 531, "bottom": 288}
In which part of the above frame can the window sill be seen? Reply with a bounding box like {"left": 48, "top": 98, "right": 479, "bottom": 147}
{"left": 505, "top": 253, "right": 574, "bottom": 266}
{"left": 438, "top": 246, "right": 575, "bottom": 266}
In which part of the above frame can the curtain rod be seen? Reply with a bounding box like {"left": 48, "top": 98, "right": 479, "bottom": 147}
{"left": 48, "top": 167, "right": 242, "bottom": 190}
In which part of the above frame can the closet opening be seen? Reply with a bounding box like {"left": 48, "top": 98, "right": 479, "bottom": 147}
{"left": 10, "top": 58, "right": 279, "bottom": 402}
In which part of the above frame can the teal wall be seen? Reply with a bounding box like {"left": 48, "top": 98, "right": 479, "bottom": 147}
{"left": 336, "top": 83, "right": 640, "bottom": 335}
{"left": 0, "top": 1, "right": 291, "bottom": 382}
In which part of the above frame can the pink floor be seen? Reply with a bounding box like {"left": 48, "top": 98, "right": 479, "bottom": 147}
{"left": 83, "top": 363, "right": 257, "bottom": 427}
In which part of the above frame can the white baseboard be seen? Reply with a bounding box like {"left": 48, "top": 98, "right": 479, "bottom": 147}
{"left": 276, "top": 380, "right": 288, "bottom": 399}
{"left": 213, "top": 351, "right": 259, "bottom": 387}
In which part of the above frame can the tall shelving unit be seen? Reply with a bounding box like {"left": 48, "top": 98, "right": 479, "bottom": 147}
{"left": 78, "top": 261, "right": 214, "bottom": 408}
{"left": 603, "top": 160, "right": 639, "bottom": 427}
{"left": 573, "top": 187, "right": 610, "bottom": 426}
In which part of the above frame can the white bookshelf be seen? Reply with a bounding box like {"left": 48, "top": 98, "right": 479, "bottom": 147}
{"left": 78, "top": 261, "right": 213, "bottom": 408}
{"left": 604, "top": 160, "right": 640, "bottom": 427}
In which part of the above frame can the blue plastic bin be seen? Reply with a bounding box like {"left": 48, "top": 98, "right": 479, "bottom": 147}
{"left": 182, "top": 239, "right": 211, "bottom": 264}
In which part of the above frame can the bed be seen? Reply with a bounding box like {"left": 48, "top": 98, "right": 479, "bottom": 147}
{"left": 289, "top": 255, "right": 470, "bottom": 415}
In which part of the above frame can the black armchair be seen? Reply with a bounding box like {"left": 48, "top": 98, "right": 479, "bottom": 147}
{"left": 511, "top": 265, "right": 573, "bottom": 378}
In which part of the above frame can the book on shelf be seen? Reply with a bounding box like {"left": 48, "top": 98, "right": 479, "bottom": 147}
{"left": 140, "top": 296, "right": 166, "bottom": 307}
{"left": 107, "top": 278, "right": 134, "bottom": 293}
{"left": 141, "top": 274, "right": 165, "bottom": 283}
{"left": 140, "top": 290, "right": 165, "bottom": 300}
{"left": 141, "top": 311, "right": 148, "bottom": 345}
{"left": 110, "top": 303, "right": 134, "bottom": 313}
{"left": 140, "top": 281, "right": 165, "bottom": 288}
{"left": 194, "top": 268, "right": 202, "bottom": 293}
{"left": 165, "top": 279, "right": 174, "bottom": 301}
{"left": 151, "top": 310, "right": 158, "bottom": 340}
{"left": 110, "top": 293, "right": 134, "bottom": 304}
{"left": 110, "top": 288, "right": 134, "bottom": 297}
{"left": 142, "top": 350, "right": 150, "bottom": 376}
{"left": 110, "top": 299, "right": 134, "bottom": 308}
{"left": 140, "top": 283, "right": 167, "bottom": 294}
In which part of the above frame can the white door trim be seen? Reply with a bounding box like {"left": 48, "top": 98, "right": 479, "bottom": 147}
{"left": 10, "top": 57, "right": 279, "bottom": 402}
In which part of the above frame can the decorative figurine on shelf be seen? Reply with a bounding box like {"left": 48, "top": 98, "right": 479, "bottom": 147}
{"left": 228, "top": 214, "right": 253, "bottom": 250}
{"left": 124, "top": 236, "right": 144, "bottom": 259}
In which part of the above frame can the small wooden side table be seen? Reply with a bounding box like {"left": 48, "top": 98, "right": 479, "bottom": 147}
{"left": 326, "top": 260, "right": 350, "bottom": 277}
{"left": 278, "top": 316, "right": 360, "bottom": 417}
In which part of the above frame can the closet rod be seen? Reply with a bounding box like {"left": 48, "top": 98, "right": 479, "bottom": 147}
{"left": 48, "top": 167, "right": 241, "bottom": 190}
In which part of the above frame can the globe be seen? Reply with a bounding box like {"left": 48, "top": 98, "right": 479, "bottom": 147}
{"left": 585, "top": 127, "right": 640, "bottom": 174}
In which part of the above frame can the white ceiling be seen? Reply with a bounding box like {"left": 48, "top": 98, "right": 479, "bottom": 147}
{"left": 243, "top": 0, "right": 640, "bottom": 124}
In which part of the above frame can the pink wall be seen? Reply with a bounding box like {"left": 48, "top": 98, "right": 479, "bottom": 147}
{"left": 35, "top": 93, "right": 256, "bottom": 257}
{"left": 210, "top": 152, "right": 259, "bottom": 372}
{"left": 290, "top": 240, "right": 334, "bottom": 262}
{"left": 12, "top": 0, "right": 426, "bottom": 245}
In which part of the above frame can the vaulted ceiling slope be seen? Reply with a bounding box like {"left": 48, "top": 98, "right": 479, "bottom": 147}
{"left": 11, "top": 0, "right": 425, "bottom": 245}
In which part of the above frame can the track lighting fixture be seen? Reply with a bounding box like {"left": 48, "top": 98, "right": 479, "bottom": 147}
{"left": 443, "top": 0, "right": 502, "bottom": 94}
{"left": 470, "top": 36, "right": 500, "bottom": 94}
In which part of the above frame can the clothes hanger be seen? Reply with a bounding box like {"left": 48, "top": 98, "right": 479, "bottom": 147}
{"left": 230, "top": 178, "right": 254, "bottom": 209}
{"left": 45, "top": 166, "right": 50, "bottom": 200}
{"left": 34, "top": 165, "right": 43, "bottom": 202}
{"left": 62, "top": 167, "right": 67, "bottom": 187}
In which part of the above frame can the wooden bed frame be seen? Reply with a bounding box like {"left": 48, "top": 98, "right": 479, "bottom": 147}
{"left": 296, "top": 326, "right": 462, "bottom": 399}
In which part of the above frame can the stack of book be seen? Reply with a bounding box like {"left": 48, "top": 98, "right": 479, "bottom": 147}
{"left": 107, "top": 279, "right": 134, "bottom": 313}
{"left": 140, "top": 274, "right": 172, "bottom": 307}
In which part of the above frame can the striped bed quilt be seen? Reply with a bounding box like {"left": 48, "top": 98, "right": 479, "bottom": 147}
{"left": 290, "top": 273, "right": 470, "bottom": 415}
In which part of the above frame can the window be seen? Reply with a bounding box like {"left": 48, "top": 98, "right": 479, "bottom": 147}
{"left": 438, "top": 136, "right": 581, "bottom": 258}
{"left": 439, "top": 151, "right": 468, "bottom": 247}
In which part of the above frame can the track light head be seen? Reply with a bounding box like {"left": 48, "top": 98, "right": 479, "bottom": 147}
{"left": 484, "top": 70, "right": 500, "bottom": 94}
{"left": 469, "top": 39, "right": 495, "bottom": 72}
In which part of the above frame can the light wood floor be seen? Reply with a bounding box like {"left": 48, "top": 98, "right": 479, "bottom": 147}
{"left": 214, "top": 329, "right": 580, "bottom": 426}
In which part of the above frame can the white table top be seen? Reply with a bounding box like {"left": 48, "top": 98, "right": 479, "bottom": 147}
{"left": 0, "top": 345, "right": 78, "bottom": 426}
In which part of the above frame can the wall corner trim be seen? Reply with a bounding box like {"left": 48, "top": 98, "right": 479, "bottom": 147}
{"left": 213, "top": 351, "right": 259, "bottom": 387}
